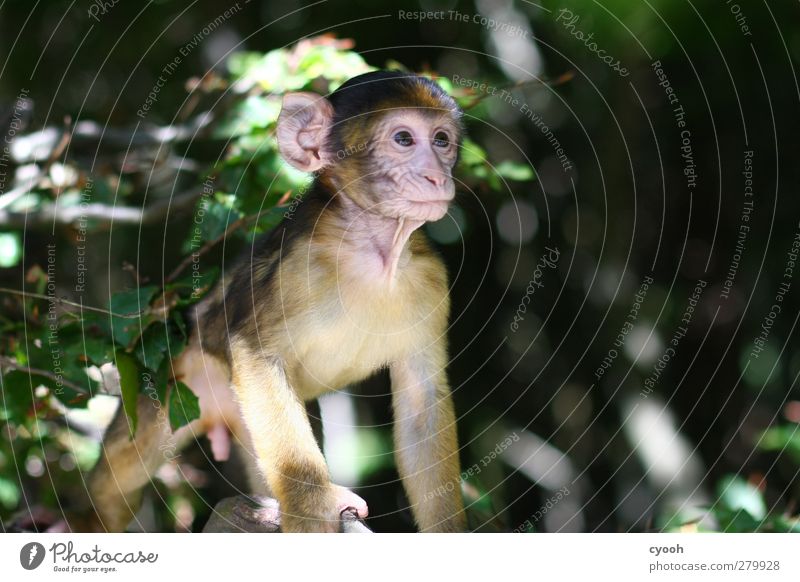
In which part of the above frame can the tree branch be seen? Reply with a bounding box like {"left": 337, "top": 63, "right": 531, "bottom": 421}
{"left": 0, "top": 186, "right": 203, "bottom": 228}
{"left": 9, "top": 116, "right": 215, "bottom": 165}
{"left": 166, "top": 213, "right": 255, "bottom": 283}
{"left": 0, "top": 355, "right": 89, "bottom": 395}
{"left": 202, "top": 495, "right": 373, "bottom": 533}
{"left": 0, "top": 287, "right": 144, "bottom": 319}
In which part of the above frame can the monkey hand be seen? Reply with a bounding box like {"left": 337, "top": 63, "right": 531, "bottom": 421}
{"left": 279, "top": 483, "right": 368, "bottom": 532}
{"left": 331, "top": 484, "right": 368, "bottom": 520}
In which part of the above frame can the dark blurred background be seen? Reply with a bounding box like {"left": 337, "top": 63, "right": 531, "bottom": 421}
{"left": 1, "top": 0, "right": 799, "bottom": 533}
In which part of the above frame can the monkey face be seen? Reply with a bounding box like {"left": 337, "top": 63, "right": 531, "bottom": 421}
{"left": 276, "top": 71, "right": 463, "bottom": 224}
{"left": 345, "top": 109, "right": 460, "bottom": 223}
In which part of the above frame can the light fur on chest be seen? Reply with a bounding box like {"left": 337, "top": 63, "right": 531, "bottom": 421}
{"left": 274, "top": 253, "right": 442, "bottom": 399}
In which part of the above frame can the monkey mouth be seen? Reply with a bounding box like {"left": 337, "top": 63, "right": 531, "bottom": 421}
{"left": 407, "top": 198, "right": 452, "bottom": 204}
{"left": 395, "top": 199, "right": 451, "bottom": 222}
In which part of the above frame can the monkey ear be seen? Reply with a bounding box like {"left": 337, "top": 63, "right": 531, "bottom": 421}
{"left": 277, "top": 92, "right": 334, "bottom": 173}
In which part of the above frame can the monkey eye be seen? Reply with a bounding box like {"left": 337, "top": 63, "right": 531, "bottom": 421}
{"left": 393, "top": 131, "right": 414, "bottom": 147}
{"left": 433, "top": 131, "right": 450, "bottom": 148}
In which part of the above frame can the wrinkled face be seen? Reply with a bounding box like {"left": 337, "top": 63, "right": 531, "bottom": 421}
{"left": 276, "top": 80, "right": 462, "bottom": 224}
{"left": 362, "top": 109, "right": 460, "bottom": 222}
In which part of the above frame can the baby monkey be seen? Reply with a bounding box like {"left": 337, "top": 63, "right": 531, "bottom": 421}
{"left": 88, "top": 71, "right": 466, "bottom": 532}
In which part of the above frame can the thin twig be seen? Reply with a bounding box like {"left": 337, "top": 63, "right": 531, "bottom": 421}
{"left": 41, "top": 116, "right": 73, "bottom": 175}
{"left": 461, "top": 71, "right": 575, "bottom": 110}
{"left": 166, "top": 213, "right": 257, "bottom": 283}
{"left": 0, "top": 355, "right": 89, "bottom": 395}
{"left": 0, "top": 287, "right": 143, "bottom": 319}
{"left": 122, "top": 262, "right": 143, "bottom": 286}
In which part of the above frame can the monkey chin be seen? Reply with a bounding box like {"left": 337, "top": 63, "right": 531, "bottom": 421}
{"left": 388, "top": 199, "right": 451, "bottom": 223}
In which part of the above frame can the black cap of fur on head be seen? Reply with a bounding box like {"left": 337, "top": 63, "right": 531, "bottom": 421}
{"left": 327, "top": 70, "right": 462, "bottom": 139}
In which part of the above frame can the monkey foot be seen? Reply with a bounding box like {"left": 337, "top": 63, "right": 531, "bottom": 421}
{"left": 333, "top": 484, "right": 368, "bottom": 519}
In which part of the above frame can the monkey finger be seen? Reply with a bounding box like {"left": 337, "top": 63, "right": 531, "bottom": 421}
{"left": 332, "top": 484, "right": 368, "bottom": 519}
{"left": 207, "top": 423, "right": 231, "bottom": 462}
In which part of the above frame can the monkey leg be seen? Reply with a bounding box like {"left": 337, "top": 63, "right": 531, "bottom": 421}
{"left": 390, "top": 350, "right": 466, "bottom": 532}
{"left": 235, "top": 418, "right": 369, "bottom": 523}
{"left": 230, "top": 341, "right": 341, "bottom": 532}
{"left": 87, "top": 394, "right": 193, "bottom": 532}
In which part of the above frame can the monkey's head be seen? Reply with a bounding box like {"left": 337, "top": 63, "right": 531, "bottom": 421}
{"left": 277, "top": 70, "right": 463, "bottom": 223}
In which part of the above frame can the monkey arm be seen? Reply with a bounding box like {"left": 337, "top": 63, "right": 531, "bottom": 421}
{"left": 389, "top": 341, "right": 466, "bottom": 532}
{"left": 229, "top": 338, "right": 339, "bottom": 532}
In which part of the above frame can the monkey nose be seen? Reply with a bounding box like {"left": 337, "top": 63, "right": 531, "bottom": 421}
{"left": 422, "top": 172, "right": 445, "bottom": 187}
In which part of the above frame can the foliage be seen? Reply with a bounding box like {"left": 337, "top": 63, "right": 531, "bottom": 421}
{"left": 1, "top": 0, "right": 799, "bottom": 533}
{"left": 658, "top": 474, "right": 800, "bottom": 533}
{"left": 0, "top": 35, "right": 534, "bottom": 527}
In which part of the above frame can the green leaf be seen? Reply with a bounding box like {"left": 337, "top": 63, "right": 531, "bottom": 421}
{"left": 458, "top": 139, "right": 488, "bottom": 168}
{"left": 495, "top": 160, "right": 536, "bottom": 181}
{"left": 716, "top": 475, "right": 767, "bottom": 521}
{"left": 655, "top": 504, "right": 708, "bottom": 532}
{"left": 0, "top": 232, "right": 22, "bottom": 267}
{"left": 172, "top": 311, "right": 187, "bottom": 341}
{"left": 714, "top": 507, "right": 763, "bottom": 533}
{"left": 108, "top": 286, "right": 158, "bottom": 347}
{"left": 82, "top": 335, "right": 115, "bottom": 366}
{"left": 758, "top": 425, "right": 800, "bottom": 463}
{"left": 190, "top": 197, "right": 241, "bottom": 245}
{"left": 0, "top": 476, "right": 20, "bottom": 509}
{"left": 154, "top": 355, "right": 172, "bottom": 395}
{"left": 168, "top": 381, "right": 200, "bottom": 432}
{"left": 135, "top": 322, "right": 185, "bottom": 374}
{"left": 227, "top": 51, "right": 264, "bottom": 79}
{"left": 768, "top": 515, "right": 800, "bottom": 533}
{"left": 168, "top": 268, "right": 219, "bottom": 306}
{"left": 214, "top": 96, "right": 282, "bottom": 138}
{"left": 243, "top": 49, "right": 292, "bottom": 91}
{"left": 296, "top": 47, "right": 371, "bottom": 89}
{"left": 115, "top": 351, "right": 140, "bottom": 436}
{"left": 0, "top": 370, "right": 36, "bottom": 421}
